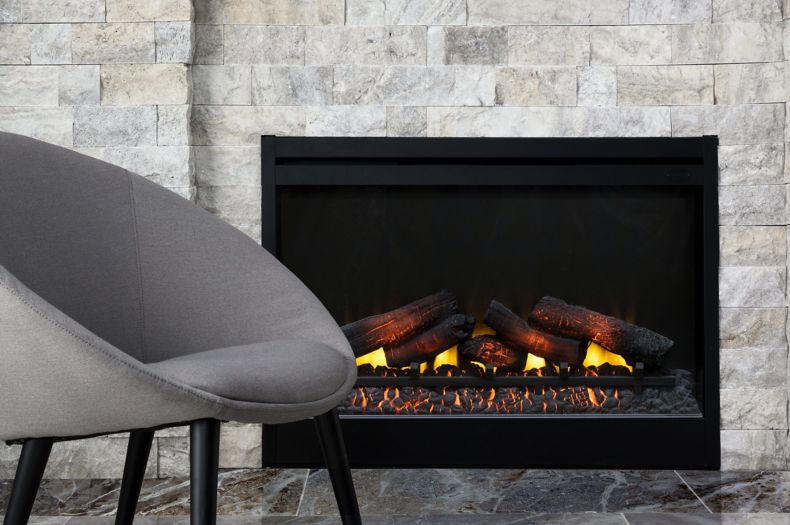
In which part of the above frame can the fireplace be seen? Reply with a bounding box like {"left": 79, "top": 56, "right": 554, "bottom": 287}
{"left": 261, "top": 136, "right": 720, "bottom": 469}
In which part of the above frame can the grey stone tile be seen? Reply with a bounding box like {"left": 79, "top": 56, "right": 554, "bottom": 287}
{"left": 0, "top": 107, "right": 73, "bottom": 146}
{"left": 191, "top": 106, "right": 306, "bottom": 146}
{"left": 196, "top": 185, "right": 262, "bottom": 241}
{"left": 346, "top": 0, "right": 385, "bottom": 26}
{"left": 427, "top": 106, "right": 670, "bottom": 137}
{"left": 222, "top": 0, "right": 344, "bottom": 25}
{"left": 305, "top": 26, "right": 425, "bottom": 66}
{"left": 591, "top": 26, "right": 672, "bottom": 66}
{"left": 719, "top": 266, "right": 786, "bottom": 307}
{"left": 0, "top": 65, "right": 59, "bottom": 106}
{"left": 30, "top": 24, "right": 71, "bottom": 64}
{"left": 195, "top": 25, "right": 223, "bottom": 65}
{"left": 629, "top": 0, "right": 712, "bottom": 24}
{"left": 155, "top": 21, "right": 194, "bottom": 64}
{"left": 720, "top": 227, "right": 786, "bottom": 266}
{"left": 387, "top": 106, "right": 427, "bottom": 137}
{"left": 720, "top": 388, "right": 788, "bottom": 429}
{"left": 495, "top": 67, "right": 577, "bottom": 106}
{"left": 58, "top": 65, "right": 100, "bottom": 106}
{"left": 720, "top": 347, "right": 787, "bottom": 389}
{"left": 385, "top": 0, "right": 466, "bottom": 25}
{"left": 721, "top": 431, "right": 788, "bottom": 470}
{"left": 508, "top": 26, "right": 590, "bottom": 66}
{"left": 713, "top": 0, "right": 784, "bottom": 23}
{"left": 0, "top": 24, "right": 31, "bottom": 63}
{"left": 105, "top": 0, "right": 192, "bottom": 22}
{"left": 19, "top": 0, "right": 104, "bottom": 22}
{"left": 299, "top": 470, "right": 706, "bottom": 516}
{"left": 678, "top": 471, "right": 790, "bottom": 513}
{"left": 719, "top": 307, "right": 787, "bottom": 349}
{"left": 74, "top": 106, "right": 157, "bottom": 147}
{"left": 252, "top": 66, "right": 332, "bottom": 106}
{"left": 72, "top": 23, "right": 155, "bottom": 64}
{"left": 334, "top": 66, "right": 494, "bottom": 106}
{"left": 223, "top": 26, "right": 304, "bottom": 65}
{"left": 194, "top": 146, "right": 261, "bottom": 187}
{"left": 468, "top": 0, "right": 628, "bottom": 25}
{"left": 193, "top": 65, "right": 252, "bottom": 106}
{"left": 76, "top": 146, "right": 193, "bottom": 188}
{"left": 305, "top": 106, "right": 386, "bottom": 136}
{"left": 617, "top": 65, "right": 713, "bottom": 106}
{"left": 428, "top": 26, "right": 507, "bottom": 65}
{"left": 714, "top": 63, "right": 786, "bottom": 105}
{"left": 671, "top": 23, "right": 783, "bottom": 64}
{"left": 578, "top": 67, "right": 617, "bottom": 107}
{"left": 719, "top": 186, "right": 786, "bottom": 226}
{"left": 719, "top": 145, "right": 785, "bottom": 186}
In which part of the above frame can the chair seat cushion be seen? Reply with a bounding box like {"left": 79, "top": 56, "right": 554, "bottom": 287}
{"left": 147, "top": 339, "right": 353, "bottom": 405}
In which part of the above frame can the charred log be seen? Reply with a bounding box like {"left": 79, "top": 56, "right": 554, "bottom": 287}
{"left": 384, "top": 313, "right": 475, "bottom": 367}
{"left": 342, "top": 289, "right": 458, "bottom": 357}
{"left": 484, "top": 301, "right": 586, "bottom": 365}
{"left": 459, "top": 335, "right": 525, "bottom": 370}
{"left": 527, "top": 296, "right": 673, "bottom": 364}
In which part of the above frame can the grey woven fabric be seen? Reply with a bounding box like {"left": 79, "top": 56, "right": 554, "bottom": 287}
{"left": 0, "top": 132, "right": 356, "bottom": 440}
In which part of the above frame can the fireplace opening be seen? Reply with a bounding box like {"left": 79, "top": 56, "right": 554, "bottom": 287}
{"left": 262, "top": 136, "right": 719, "bottom": 469}
{"left": 341, "top": 292, "right": 698, "bottom": 417}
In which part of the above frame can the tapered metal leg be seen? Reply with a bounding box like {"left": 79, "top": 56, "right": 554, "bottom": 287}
{"left": 314, "top": 409, "right": 361, "bottom": 525}
{"left": 2, "top": 438, "right": 53, "bottom": 525}
{"left": 190, "top": 420, "right": 220, "bottom": 525}
{"left": 115, "top": 430, "right": 155, "bottom": 525}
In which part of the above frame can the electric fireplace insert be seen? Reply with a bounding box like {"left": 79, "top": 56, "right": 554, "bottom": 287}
{"left": 261, "top": 136, "right": 720, "bottom": 469}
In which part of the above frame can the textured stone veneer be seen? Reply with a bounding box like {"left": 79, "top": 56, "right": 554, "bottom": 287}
{"left": 0, "top": 0, "right": 789, "bottom": 476}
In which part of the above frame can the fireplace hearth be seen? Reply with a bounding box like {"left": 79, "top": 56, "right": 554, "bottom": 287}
{"left": 261, "top": 136, "right": 719, "bottom": 469}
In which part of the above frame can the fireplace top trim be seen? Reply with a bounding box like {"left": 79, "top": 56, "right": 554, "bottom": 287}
{"left": 264, "top": 135, "right": 718, "bottom": 161}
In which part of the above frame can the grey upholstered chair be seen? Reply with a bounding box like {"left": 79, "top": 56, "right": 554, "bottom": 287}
{"left": 0, "top": 132, "right": 360, "bottom": 525}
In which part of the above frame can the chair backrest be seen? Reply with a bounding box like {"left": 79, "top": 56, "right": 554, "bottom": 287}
{"left": 0, "top": 132, "right": 349, "bottom": 364}
{"left": 0, "top": 133, "right": 146, "bottom": 360}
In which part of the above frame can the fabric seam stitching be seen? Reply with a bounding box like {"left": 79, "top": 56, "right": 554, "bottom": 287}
{"left": 126, "top": 169, "right": 148, "bottom": 363}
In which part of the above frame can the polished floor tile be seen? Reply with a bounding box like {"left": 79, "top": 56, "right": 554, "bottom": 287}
{"left": 392, "top": 513, "right": 629, "bottom": 524}
{"left": 624, "top": 513, "right": 790, "bottom": 524}
{"left": 299, "top": 469, "right": 706, "bottom": 515}
{"left": 3, "top": 469, "right": 790, "bottom": 524}
{"left": 0, "top": 469, "right": 307, "bottom": 517}
{"left": 678, "top": 472, "right": 790, "bottom": 513}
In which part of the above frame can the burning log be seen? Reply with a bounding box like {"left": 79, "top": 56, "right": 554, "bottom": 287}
{"left": 342, "top": 289, "right": 459, "bottom": 357}
{"left": 459, "top": 335, "right": 525, "bottom": 370}
{"left": 527, "top": 296, "right": 673, "bottom": 364}
{"left": 384, "top": 313, "right": 475, "bottom": 367}
{"left": 484, "top": 301, "right": 586, "bottom": 365}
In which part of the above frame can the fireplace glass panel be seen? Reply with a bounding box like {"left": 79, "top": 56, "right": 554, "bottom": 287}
{"left": 279, "top": 184, "right": 702, "bottom": 417}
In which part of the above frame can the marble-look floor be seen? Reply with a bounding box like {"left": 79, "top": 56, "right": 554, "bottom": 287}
{"left": 1, "top": 469, "right": 787, "bottom": 524}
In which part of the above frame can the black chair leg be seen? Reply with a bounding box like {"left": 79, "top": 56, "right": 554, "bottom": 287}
{"left": 115, "top": 430, "right": 155, "bottom": 525}
{"left": 2, "top": 438, "right": 53, "bottom": 525}
{"left": 190, "top": 419, "right": 220, "bottom": 525}
{"left": 314, "top": 409, "right": 361, "bottom": 525}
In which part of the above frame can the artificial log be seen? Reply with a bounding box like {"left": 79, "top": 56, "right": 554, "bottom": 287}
{"left": 384, "top": 313, "right": 475, "bottom": 367}
{"left": 342, "top": 289, "right": 458, "bottom": 357}
{"left": 527, "top": 296, "right": 674, "bottom": 364}
{"left": 484, "top": 301, "right": 587, "bottom": 366}
{"left": 459, "top": 335, "right": 525, "bottom": 370}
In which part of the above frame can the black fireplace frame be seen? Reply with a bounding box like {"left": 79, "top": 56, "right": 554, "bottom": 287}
{"left": 260, "top": 135, "right": 720, "bottom": 469}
